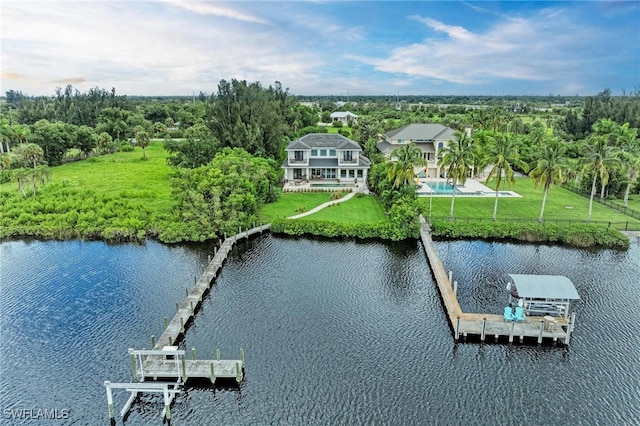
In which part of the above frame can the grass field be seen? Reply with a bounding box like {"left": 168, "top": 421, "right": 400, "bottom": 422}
{"left": 421, "top": 177, "right": 640, "bottom": 227}
{"left": 259, "top": 192, "right": 386, "bottom": 223}
{"left": 1, "top": 141, "right": 176, "bottom": 215}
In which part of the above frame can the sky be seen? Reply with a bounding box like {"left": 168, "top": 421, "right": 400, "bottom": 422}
{"left": 1, "top": 1, "right": 639, "bottom": 97}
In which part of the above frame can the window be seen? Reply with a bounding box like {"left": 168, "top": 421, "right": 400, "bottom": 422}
{"left": 348, "top": 170, "right": 355, "bottom": 178}
{"left": 398, "top": 139, "right": 405, "bottom": 144}
{"left": 320, "top": 149, "right": 327, "bottom": 156}
{"left": 294, "top": 151, "right": 304, "bottom": 161}
{"left": 340, "top": 170, "right": 347, "bottom": 178}
{"left": 438, "top": 142, "right": 444, "bottom": 150}
{"left": 329, "top": 149, "right": 336, "bottom": 156}
{"left": 343, "top": 151, "right": 353, "bottom": 161}
{"left": 357, "top": 170, "right": 363, "bottom": 178}
{"left": 311, "top": 149, "right": 318, "bottom": 156}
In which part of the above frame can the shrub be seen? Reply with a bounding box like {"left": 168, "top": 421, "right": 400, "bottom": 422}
{"left": 430, "top": 221, "right": 629, "bottom": 249}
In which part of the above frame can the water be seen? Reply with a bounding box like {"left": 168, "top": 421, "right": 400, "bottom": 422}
{"left": 425, "top": 180, "right": 457, "bottom": 195}
{"left": 1, "top": 237, "right": 639, "bottom": 425}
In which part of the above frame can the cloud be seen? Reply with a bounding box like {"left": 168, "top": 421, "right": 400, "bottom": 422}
{"left": 0, "top": 1, "right": 320, "bottom": 94}
{"left": 352, "top": 8, "right": 603, "bottom": 87}
{"left": 160, "top": 0, "right": 269, "bottom": 24}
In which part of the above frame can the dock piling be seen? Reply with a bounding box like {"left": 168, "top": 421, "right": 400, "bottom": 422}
{"left": 129, "top": 354, "right": 138, "bottom": 381}
{"left": 538, "top": 320, "right": 544, "bottom": 344}
{"left": 240, "top": 348, "right": 245, "bottom": 368}
{"left": 175, "top": 302, "right": 179, "bottom": 313}
{"left": 216, "top": 349, "right": 220, "bottom": 361}
{"left": 210, "top": 362, "right": 216, "bottom": 382}
{"left": 164, "top": 317, "right": 168, "bottom": 329}
{"left": 235, "top": 362, "right": 242, "bottom": 383}
{"left": 163, "top": 387, "right": 171, "bottom": 420}
{"left": 481, "top": 318, "right": 487, "bottom": 341}
{"left": 150, "top": 335, "right": 156, "bottom": 348}
{"left": 455, "top": 317, "right": 460, "bottom": 340}
{"left": 453, "top": 280, "right": 458, "bottom": 296}
{"left": 180, "top": 317, "right": 184, "bottom": 333}
{"left": 509, "top": 322, "right": 515, "bottom": 343}
{"left": 192, "top": 347, "right": 196, "bottom": 360}
{"left": 105, "top": 381, "right": 115, "bottom": 420}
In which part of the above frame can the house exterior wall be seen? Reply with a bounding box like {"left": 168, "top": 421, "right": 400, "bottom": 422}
{"left": 282, "top": 134, "right": 370, "bottom": 185}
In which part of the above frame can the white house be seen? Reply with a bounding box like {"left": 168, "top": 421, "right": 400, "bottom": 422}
{"left": 282, "top": 133, "right": 370, "bottom": 190}
{"left": 330, "top": 111, "right": 358, "bottom": 125}
{"left": 377, "top": 123, "right": 458, "bottom": 179}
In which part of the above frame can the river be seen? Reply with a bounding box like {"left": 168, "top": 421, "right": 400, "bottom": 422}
{"left": 1, "top": 236, "right": 638, "bottom": 425}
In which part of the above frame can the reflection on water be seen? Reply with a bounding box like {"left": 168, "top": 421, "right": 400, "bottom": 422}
{"left": 1, "top": 237, "right": 639, "bottom": 425}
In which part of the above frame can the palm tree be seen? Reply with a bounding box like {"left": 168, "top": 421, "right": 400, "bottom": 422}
{"left": 438, "top": 131, "right": 475, "bottom": 220}
{"left": 580, "top": 135, "right": 621, "bottom": 222}
{"left": 485, "top": 133, "right": 528, "bottom": 221}
{"left": 135, "top": 129, "right": 151, "bottom": 159}
{"left": 387, "top": 143, "right": 426, "bottom": 189}
{"left": 621, "top": 154, "right": 640, "bottom": 208}
{"left": 615, "top": 124, "right": 639, "bottom": 208}
{"left": 529, "top": 137, "right": 568, "bottom": 222}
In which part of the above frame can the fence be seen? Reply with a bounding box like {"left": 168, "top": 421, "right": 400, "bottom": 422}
{"left": 560, "top": 183, "right": 640, "bottom": 220}
{"left": 430, "top": 216, "right": 640, "bottom": 232}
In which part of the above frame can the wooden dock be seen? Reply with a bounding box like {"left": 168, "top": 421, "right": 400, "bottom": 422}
{"left": 106, "top": 225, "right": 270, "bottom": 421}
{"left": 419, "top": 216, "right": 576, "bottom": 345}
{"left": 153, "top": 224, "right": 271, "bottom": 350}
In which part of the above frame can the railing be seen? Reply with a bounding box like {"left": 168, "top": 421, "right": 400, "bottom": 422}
{"left": 429, "top": 216, "right": 640, "bottom": 231}
{"left": 560, "top": 183, "right": 640, "bottom": 220}
{"left": 289, "top": 158, "right": 307, "bottom": 164}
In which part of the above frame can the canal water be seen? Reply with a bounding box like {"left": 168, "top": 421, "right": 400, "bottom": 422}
{"left": 1, "top": 236, "right": 638, "bottom": 425}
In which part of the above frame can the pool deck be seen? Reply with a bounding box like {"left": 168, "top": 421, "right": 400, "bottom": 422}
{"left": 417, "top": 178, "right": 521, "bottom": 197}
{"left": 283, "top": 179, "right": 362, "bottom": 192}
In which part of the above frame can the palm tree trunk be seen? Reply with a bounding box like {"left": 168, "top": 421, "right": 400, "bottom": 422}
{"left": 623, "top": 182, "right": 631, "bottom": 207}
{"left": 599, "top": 182, "right": 605, "bottom": 201}
{"left": 448, "top": 178, "right": 456, "bottom": 221}
{"left": 449, "top": 191, "right": 456, "bottom": 221}
{"left": 492, "top": 189, "right": 499, "bottom": 221}
{"left": 587, "top": 173, "right": 597, "bottom": 222}
{"left": 539, "top": 187, "right": 549, "bottom": 223}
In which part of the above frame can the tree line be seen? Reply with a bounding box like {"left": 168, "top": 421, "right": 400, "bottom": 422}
{"left": 1, "top": 82, "right": 638, "bottom": 242}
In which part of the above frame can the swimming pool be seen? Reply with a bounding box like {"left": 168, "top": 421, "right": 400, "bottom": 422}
{"left": 419, "top": 181, "right": 459, "bottom": 195}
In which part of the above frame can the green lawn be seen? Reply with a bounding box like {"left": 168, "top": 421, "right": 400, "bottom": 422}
{"left": 259, "top": 192, "right": 337, "bottom": 222}
{"left": 421, "top": 177, "right": 640, "bottom": 227}
{"left": 1, "top": 141, "right": 176, "bottom": 215}
{"left": 304, "top": 194, "right": 387, "bottom": 223}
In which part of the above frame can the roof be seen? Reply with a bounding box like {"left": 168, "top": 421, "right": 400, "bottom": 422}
{"left": 285, "top": 133, "right": 361, "bottom": 150}
{"left": 509, "top": 274, "right": 580, "bottom": 300}
{"left": 330, "top": 111, "right": 358, "bottom": 118}
{"left": 384, "top": 123, "right": 456, "bottom": 142}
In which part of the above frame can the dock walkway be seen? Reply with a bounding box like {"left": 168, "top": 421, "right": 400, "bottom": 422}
{"left": 419, "top": 216, "right": 576, "bottom": 345}
{"left": 106, "top": 225, "right": 270, "bottom": 421}
{"left": 153, "top": 224, "right": 271, "bottom": 351}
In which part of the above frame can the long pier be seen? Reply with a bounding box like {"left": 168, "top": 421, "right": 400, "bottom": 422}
{"left": 106, "top": 224, "right": 270, "bottom": 421}
{"left": 153, "top": 224, "right": 271, "bottom": 350}
{"left": 419, "top": 216, "right": 576, "bottom": 345}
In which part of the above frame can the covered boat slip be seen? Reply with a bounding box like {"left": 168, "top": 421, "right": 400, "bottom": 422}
{"left": 419, "top": 216, "right": 578, "bottom": 345}
{"left": 508, "top": 274, "right": 580, "bottom": 318}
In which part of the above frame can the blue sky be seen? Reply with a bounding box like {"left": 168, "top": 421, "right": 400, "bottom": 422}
{"left": 1, "top": 1, "right": 638, "bottom": 96}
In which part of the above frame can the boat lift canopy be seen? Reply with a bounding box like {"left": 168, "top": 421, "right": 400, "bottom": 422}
{"left": 508, "top": 274, "right": 580, "bottom": 300}
{"left": 508, "top": 274, "right": 579, "bottom": 318}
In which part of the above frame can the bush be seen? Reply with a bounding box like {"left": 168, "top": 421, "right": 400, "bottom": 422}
{"left": 119, "top": 142, "right": 135, "bottom": 152}
{"left": 430, "top": 221, "right": 629, "bottom": 249}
